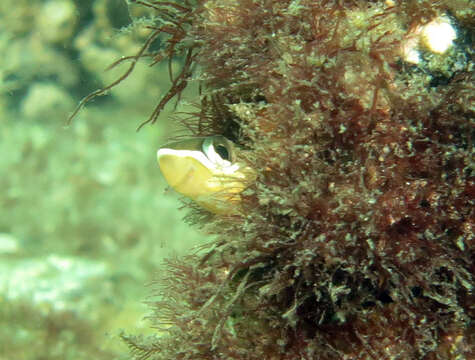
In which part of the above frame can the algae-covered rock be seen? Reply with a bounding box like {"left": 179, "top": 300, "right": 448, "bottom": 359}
{"left": 21, "top": 82, "right": 74, "bottom": 120}
{"left": 0, "top": 0, "right": 162, "bottom": 117}
{"left": 0, "top": 255, "right": 107, "bottom": 311}
{"left": 37, "top": 0, "right": 77, "bottom": 44}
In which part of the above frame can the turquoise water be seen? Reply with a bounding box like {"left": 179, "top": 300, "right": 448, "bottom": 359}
{"left": 0, "top": 1, "right": 206, "bottom": 358}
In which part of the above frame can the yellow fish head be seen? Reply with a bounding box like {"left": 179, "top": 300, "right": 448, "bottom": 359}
{"left": 157, "top": 136, "right": 253, "bottom": 214}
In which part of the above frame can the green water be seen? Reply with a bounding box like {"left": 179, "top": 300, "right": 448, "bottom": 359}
{"left": 0, "top": 1, "right": 207, "bottom": 358}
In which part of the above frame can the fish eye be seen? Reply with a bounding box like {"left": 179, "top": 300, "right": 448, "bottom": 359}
{"left": 214, "top": 144, "right": 230, "bottom": 160}
{"left": 202, "top": 136, "right": 233, "bottom": 164}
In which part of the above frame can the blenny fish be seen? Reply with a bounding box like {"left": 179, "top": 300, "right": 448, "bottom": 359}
{"left": 157, "top": 135, "right": 253, "bottom": 214}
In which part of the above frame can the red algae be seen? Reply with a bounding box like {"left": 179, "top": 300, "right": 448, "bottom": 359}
{"left": 109, "top": 1, "right": 474, "bottom": 359}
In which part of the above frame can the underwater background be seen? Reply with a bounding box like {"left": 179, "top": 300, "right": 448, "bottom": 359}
{"left": 1, "top": 0, "right": 474, "bottom": 359}
{"left": 0, "top": 0, "right": 207, "bottom": 358}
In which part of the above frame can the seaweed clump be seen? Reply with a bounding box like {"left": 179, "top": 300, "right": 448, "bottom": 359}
{"left": 87, "top": 0, "right": 474, "bottom": 359}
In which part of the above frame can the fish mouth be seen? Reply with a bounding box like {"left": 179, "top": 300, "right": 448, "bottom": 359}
{"left": 157, "top": 148, "right": 213, "bottom": 198}
{"left": 157, "top": 146, "right": 255, "bottom": 214}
